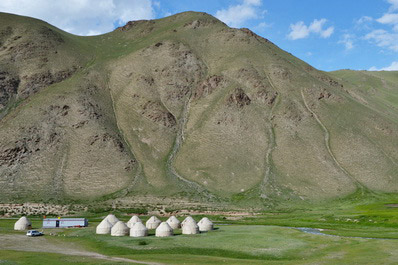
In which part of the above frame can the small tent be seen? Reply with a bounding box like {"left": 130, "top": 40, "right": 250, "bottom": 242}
{"left": 130, "top": 222, "right": 148, "bottom": 237}
{"left": 14, "top": 216, "right": 32, "bottom": 231}
{"left": 127, "top": 215, "right": 142, "bottom": 228}
{"left": 181, "top": 216, "right": 195, "bottom": 227}
{"left": 182, "top": 219, "right": 199, "bottom": 235}
{"left": 146, "top": 216, "right": 161, "bottom": 229}
{"left": 155, "top": 222, "right": 173, "bottom": 237}
{"left": 111, "top": 221, "right": 129, "bottom": 236}
{"left": 198, "top": 217, "right": 213, "bottom": 232}
{"left": 96, "top": 219, "right": 113, "bottom": 234}
{"left": 166, "top": 216, "right": 181, "bottom": 229}
{"left": 104, "top": 214, "right": 119, "bottom": 226}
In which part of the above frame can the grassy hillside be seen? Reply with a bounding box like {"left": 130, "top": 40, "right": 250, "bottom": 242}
{"left": 0, "top": 12, "right": 397, "bottom": 209}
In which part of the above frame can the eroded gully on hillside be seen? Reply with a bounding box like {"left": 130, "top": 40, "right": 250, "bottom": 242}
{"left": 165, "top": 89, "right": 216, "bottom": 200}
{"left": 108, "top": 78, "right": 144, "bottom": 196}
{"left": 260, "top": 73, "right": 280, "bottom": 199}
{"left": 300, "top": 88, "right": 366, "bottom": 192}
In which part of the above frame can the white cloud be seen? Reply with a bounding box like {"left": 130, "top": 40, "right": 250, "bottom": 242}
{"left": 288, "top": 21, "right": 310, "bottom": 40}
{"left": 362, "top": 0, "right": 398, "bottom": 51}
{"left": 338, "top": 34, "right": 355, "bottom": 50}
{"left": 388, "top": 0, "right": 398, "bottom": 11}
{"left": 365, "top": 29, "right": 398, "bottom": 51}
{"left": 309, "top": 18, "right": 326, "bottom": 33}
{"left": 215, "top": 0, "right": 265, "bottom": 28}
{"left": 243, "top": 0, "right": 262, "bottom": 6}
{"left": 87, "top": 30, "right": 103, "bottom": 36}
{"left": 288, "top": 18, "right": 334, "bottom": 40}
{"left": 374, "top": 1, "right": 398, "bottom": 33}
{"left": 0, "top": 0, "right": 155, "bottom": 36}
{"left": 320, "top": 26, "right": 334, "bottom": 38}
{"left": 356, "top": 16, "right": 373, "bottom": 24}
{"left": 153, "top": 1, "right": 160, "bottom": 8}
{"left": 369, "top": 61, "right": 398, "bottom": 71}
{"left": 254, "top": 21, "right": 271, "bottom": 30}
{"left": 163, "top": 11, "right": 172, "bottom": 17}
{"left": 377, "top": 13, "right": 398, "bottom": 25}
{"left": 355, "top": 16, "right": 373, "bottom": 31}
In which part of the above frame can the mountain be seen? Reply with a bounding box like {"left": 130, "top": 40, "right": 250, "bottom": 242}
{"left": 0, "top": 11, "right": 397, "bottom": 208}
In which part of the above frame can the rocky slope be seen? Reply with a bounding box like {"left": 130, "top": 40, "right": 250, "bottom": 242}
{"left": 0, "top": 12, "right": 397, "bottom": 208}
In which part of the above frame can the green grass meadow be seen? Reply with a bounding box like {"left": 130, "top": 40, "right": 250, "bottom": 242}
{"left": 2, "top": 197, "right": 398, "bottom": 264}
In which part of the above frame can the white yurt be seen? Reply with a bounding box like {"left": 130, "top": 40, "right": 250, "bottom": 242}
{"left": 166, "top": 216, "right": 181, "bottom": 229}
{"left": 111, "top": 221, "right": 129, "bottom": 236}
{"left": 130, "top": 222, "right": 148, "bottom": 237}
{"left": 155, "top": 222, "right": 173, "bottom": 237}
{"left": 14, "top": 216, "right": 32, "bottom": 231}
{"left": 96, "top": 219, "right": 113, "bottom": 234}
{"left": 127, "top": 215, "right": 142, "bottom": 228}
{"left": 198, "top": 217, "right": 214, "bottom": 232}
{"left": 181, "top": 216, "right": 195, "bottom": 227}
{"left": 104, "top": 214, "right": 119, "bottom": 226}
{"left": 146, "top": 216, "right": 161, "bottom": 229}
{"left": 182, "top": 219, "right": 199, "bottom": 235}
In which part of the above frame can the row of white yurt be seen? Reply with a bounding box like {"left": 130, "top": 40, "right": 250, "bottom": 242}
{"left": 110, "top": 220, "right": 149, "bottom": 237}
{"left": 96, "top": 214, "right": 213, "bottom": 237}
{"left": 96, "top": 214, "right": 145, "bottom": 236}
{"left": 14, "top": 214, "right": 212, "bottom": 236}
{"left": 181, "top": 216, "right": 214, "bottom": 233}
{"left": 145, "top": 215, "right": 183, "bottom": 230}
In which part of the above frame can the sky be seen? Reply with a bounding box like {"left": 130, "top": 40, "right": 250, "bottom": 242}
{"left": 0, "top": 0, "right": 398, "bottom": 71}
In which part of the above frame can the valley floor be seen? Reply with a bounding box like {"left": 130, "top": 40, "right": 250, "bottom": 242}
{"left": 1, "top": 200, "right": 398, "bottom": 265}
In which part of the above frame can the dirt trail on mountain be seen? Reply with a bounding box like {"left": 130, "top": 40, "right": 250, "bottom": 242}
{"left": 0, "top": 234, "right": 162, "bottom": 265}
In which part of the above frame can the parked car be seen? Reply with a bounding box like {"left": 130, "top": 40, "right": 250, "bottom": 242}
{"left": 26, "top": 230, "right": 43, "bottom": 237}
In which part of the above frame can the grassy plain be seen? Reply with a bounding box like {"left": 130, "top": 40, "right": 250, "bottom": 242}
{"left": 2, "top": 197, "right": 398, "bottom": 264}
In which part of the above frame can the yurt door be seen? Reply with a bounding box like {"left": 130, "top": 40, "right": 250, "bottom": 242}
{"left": 56, "top": 220, "right": 60, "bottom": 227}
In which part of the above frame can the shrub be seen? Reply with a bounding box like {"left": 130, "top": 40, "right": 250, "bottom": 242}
{"left": 138, "top": 240, "right": 148, "bottom": 246}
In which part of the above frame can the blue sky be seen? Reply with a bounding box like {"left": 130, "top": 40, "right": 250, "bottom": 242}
{"left": 1, "top": 0, "right": 398, "bottom": 71}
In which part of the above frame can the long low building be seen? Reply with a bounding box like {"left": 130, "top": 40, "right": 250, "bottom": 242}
{"left": 43, "top": 218, "right": 88, "bottom": 228}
